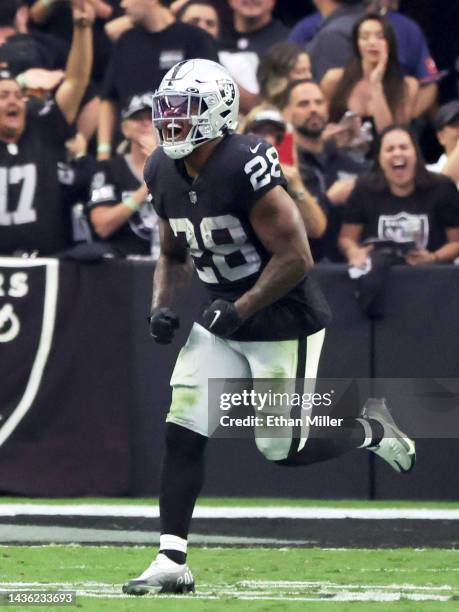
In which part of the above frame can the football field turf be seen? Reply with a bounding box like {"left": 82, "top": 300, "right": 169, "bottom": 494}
{"left": 0, "top": 498, "right": 458, "bottom": 610}
{"left": 1, "top": 545, "right": 458, "bottom": 610}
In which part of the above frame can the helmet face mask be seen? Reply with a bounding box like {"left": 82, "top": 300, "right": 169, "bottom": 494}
{"left": 152, "top": 60, "right": 239, "bottom": 159}
{"left": 152, "top": 91, "right": 213, "bottom": 158}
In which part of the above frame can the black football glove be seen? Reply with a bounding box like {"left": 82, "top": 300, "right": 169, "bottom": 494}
{"left": 202, "top": 299, "right": 243, "bottom": 338}
{"left": 148, "top": 307, "right": 179, "bottom": 344}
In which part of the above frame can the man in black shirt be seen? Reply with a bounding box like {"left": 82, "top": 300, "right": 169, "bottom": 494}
{"left": 97, "top": 0, "right": 218, "bottom": 160}
{"left": 282, "top": 79, "right": 368, "bottom": 261}
{"left": 218, "top": 0, "right": 288, "bottom": 112}
{"left": 0, "top": 0, "right": 95, "bottom": 255}
{"left": 121, "top": 59, "right": 415, "bottom": 597}
{"left": 88, "top": 92, "right": 159, "bottom": 257}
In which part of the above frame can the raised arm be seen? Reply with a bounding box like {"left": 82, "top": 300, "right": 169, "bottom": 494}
{"left": 367, "top": 51, "right": 395, "bottom": 132}
{"left": 55, "top": 0, "right": 95, "bottom": 125}
{"left": 97, "top": 99, "right": 117, "bottom": 160}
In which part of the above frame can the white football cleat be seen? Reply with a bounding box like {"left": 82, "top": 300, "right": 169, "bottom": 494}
{"left": 122, "top": 553, "right": 195, "bottom": 595}
{"left": 362, "top": 398, "right": 416, "bottom": 473}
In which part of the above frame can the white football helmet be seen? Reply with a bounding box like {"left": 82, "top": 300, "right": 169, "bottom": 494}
{"left": 152, "top": 59, "right": 240, "bottom": 159}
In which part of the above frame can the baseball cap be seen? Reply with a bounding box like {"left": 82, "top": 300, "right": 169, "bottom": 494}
{"left": 245, "top": 108, "right": 286, "bottom": 133}
{"left": 121, "top": 92, "right": 153, "bottom": 119}
{"left": 435, "top": 100, "right": 459, "bottom": 131}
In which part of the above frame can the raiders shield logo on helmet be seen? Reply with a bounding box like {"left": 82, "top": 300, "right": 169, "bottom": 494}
{"left": 218, "top": 79, "right": 236, "bottom": 107}
{"left": 0, "top": 258, "right": 58, "bottom": 448}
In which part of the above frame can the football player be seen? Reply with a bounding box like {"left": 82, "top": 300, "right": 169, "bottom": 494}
{"left": 122, "top": 59, "right": 416, "bottom": 596}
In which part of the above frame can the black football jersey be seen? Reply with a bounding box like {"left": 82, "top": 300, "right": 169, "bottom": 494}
{"left": 88, "top": 155, "right": 159, "bottom": 257}
{"left": 144, "top": 134, "right": 331, "bottom": 340}
{"left": 0, "top": 99, "right": 73, "bottom": 255}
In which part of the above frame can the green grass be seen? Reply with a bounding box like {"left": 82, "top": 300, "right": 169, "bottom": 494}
{"left": 0, "top": 546, "right": 457, "bottom": 611}
{"left": 1, "top": 497, "right": 459, "bottom": 509}
{"left": 0, "top": 498, "right": 457, "bottom": 609}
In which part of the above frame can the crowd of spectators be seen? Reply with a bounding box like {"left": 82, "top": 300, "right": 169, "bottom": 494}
{"left": 0, "top": 0, "right": 458, "bottom": 268}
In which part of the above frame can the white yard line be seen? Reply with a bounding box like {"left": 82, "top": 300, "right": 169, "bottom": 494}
{"left": 236, "top": 594, "right": 450, "bottom": 602}
{"left": 0, "top": 504, "right": 459, "bottom": 520}
{"left": 0, "top": 581, "right": 453, "bottom": 603}
{"left": 237, "top": 580, "right": 454, "bottom": 591}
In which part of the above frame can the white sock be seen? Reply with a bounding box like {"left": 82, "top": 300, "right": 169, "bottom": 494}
{"left": 159, "top": 534, "right": 188, "bottom": 563}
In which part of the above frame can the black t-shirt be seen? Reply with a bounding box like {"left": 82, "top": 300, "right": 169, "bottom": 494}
{"left": 102, "top": 22, "right": 219, "bottom": 106}
{"left": 0, "top": 99, "right": 73, "bottom": 255}
{"left": 297, "top": 141, "right": 368, "bottom": 199}
{"left": 219, "top": 19, "right": 289, "bottom": 58}
{"left": 144, "top": 133, "right": 331, "bottom": 340}
{"left": 343, "top": 174, "right": 459, "bottom": 251}
{"left": 88, "top": 155, "right": 157, "bottom": 256}
{"left": 297, "top": 141, "right": 369, "bottom": 262}
{"left": 218, "top": 19, "right": 289, "bottom": 93}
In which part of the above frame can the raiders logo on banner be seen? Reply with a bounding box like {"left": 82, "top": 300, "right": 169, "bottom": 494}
{"left": 0, "top": 258, "right": 59, "bottom": 448}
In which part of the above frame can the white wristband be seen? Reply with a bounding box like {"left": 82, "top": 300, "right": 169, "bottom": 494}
{"left": 123, "top": 196, "right": 140, "bottom": 211}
